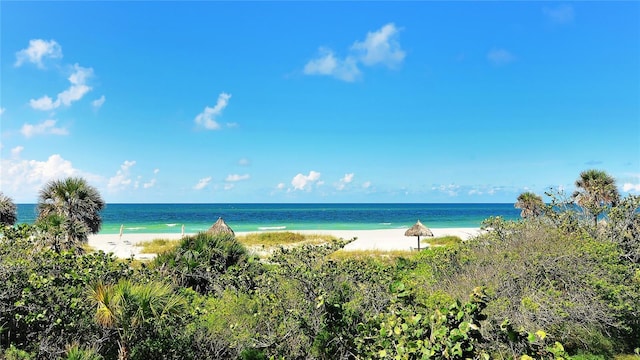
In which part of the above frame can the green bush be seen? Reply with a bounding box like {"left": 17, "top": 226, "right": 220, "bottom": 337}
{"left": 152, "top": 232, "right": 259, "bottom": 295}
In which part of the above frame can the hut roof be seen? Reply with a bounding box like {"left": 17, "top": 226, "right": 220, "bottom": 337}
{"left": 404, "top": 220, "right": 433, "bottom": 237}
{"left": 207, "top": 217, "right": 235, "bottom": 236}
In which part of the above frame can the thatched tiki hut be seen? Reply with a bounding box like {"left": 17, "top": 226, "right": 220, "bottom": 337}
{"left": 404, "top": 219, "right": 433, "bottom": 251}
{"left": 207, "top": 217, "right": 235, "bottom": 236}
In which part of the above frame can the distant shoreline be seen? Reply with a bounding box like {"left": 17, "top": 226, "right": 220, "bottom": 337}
{"left": 15, "top": 204, "right": 519, "bottom": 233}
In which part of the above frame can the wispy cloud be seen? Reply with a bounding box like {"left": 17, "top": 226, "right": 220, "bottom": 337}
{"left": 142, "top": 169, "right": 159, "bottom": 189}
{"left": 432, "top": 184, "right": 461, "bottom": 197}
{"left": 15, "top": 39, "right": 62, "bottom": 68}
{"left": 467, "top": 186, "right": 505, "bottom": 196}
{"left": 193, "top": 176, "right": 212, "bottom": 190}
{"left": 543, "top": 5, "right": 575, "bottom": 24}
{"left": 238, "top": 158, "right": 250, "bottom": 166}
{"left": 21, "top": 119, "right": 68, "bottom": 138}
{"left": 194, "top": 92, "right": 232, "bottom": 130}
{"left": 304, "top": 23, "right": 405, "bottom": 82}
{"left": 362, "top": 181, "right": 371, "bottom": 189}
{"left": 291, "top": 170, "right": 321, "bottom": 191}
{"left": 622, "top": 174, "right": 640, "bottom": 194}
{"left": 92, "top": 95, "right": 106, "bottom": 110}
{"left": 487, "top": 48, "right": 516, "bottom": 66}
{"left": 304, "top": 49, "right": 361, "bottom": 82}
{"left": 336, "top": 173, "right": 354, "bottom": 191}
{"left": 108, "top": 160, "right": 136, "bottom": 192}
{"left": 10, "top": 146, "right": 24, "bottom": 158}
{"left": 143, "top": 179, "right": 156, "bottom": 189}
{"left": 29, "top": 96, "right": 56, "bottom": 111}
{"left": 30, "top": 64, "right": 94, "bottom": 110}
{"left": 226, "top": 174, "right": 250, "bottom": 182}
{"left": 0, "top": 108, "right": 5, "bottom": 116}
{"left": 351, "top": 23, "right": 405, "bottom": 68}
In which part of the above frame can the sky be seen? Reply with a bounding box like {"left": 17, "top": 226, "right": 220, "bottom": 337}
{"left": 1, "top": 2, "right": 639, "bottom": 204}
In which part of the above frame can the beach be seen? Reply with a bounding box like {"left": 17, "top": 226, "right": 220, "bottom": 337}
{"left": 87, "top": 227, "right": 483, "bottom": 259}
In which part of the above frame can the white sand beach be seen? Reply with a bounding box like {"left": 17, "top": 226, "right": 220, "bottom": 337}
{"left": 88, "top": 228, "right": 484, "bottom": 259}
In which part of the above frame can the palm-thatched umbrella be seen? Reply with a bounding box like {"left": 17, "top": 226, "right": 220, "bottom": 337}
{"left": 207, "top": 217, "right": 235, "bottom": 236}
{"left": 404, "top": 219, "right": 433, "bottom": 251}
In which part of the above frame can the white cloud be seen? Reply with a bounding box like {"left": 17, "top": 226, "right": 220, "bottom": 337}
{"left": 92, "top": 95, "right": 106, "bottom": 109}
{"left": 226, "top": 174, "right": 250, "bottom": 182}
{"left": 0, "top": 108, "right": 5, "bottom": 116}
{"left": 15, "top": 39, "right": 62, "bottom": 68}
{"left": 238, "top": 158, "right": 250, "bottom": 166}
{"left": 543, "top": 5, "right": 574, "bottom": 24}
{"left": 277, "top": 183, "right": 286, "bottom": 190}
{"left": 336, "top": 173, "right": 355, "bottom": 191}
{"left": 341, "top": 173, "right": 354, "bottom": 183}
{"left": 362, "top": 181, "right": 371, "bottom": 189}
{"left": 304, "top": 23, "right": 404, "bottom": 82}
{"left": 291, "top": 170, "right": 321, "bottom": 191}
{"left": 224, "top": 183, "right": 235, "bottom": 191}
{"left": 432, "top": 184, "right": 460, "bottom": 196}
{"left": 194, "top": 176, "right": 212, "bottom": 190}
{"left": 351, "top": 23, "right": 405, "bottom": 68}
{"left": 304, "top": 49, "right": 361, "bottom": 82}
{"left": 141, "top": 169, "right": 160, "bottom": 189}
{"left": 30, "top": 64, "right": 94, "bottom": 110}
{"left": 304, "top": 48, "right": 338, "bottom": 75}
{"left": 10, "top": 146, "right": 24, "bottom": 158}
{"left": 56, "top": 64, "right": 94, "bottom": 106}
{"left": 107, "top": 160, "right": 136, "bottom": 192}
{"left": 143, "top": 179, "right": 156, "bottom": 189}
{"left": 1, "top": 154, "right": 81, "bottom": 200}
{"left": 29, "top": 96, "right": 57, "bottom": 111}
{"left": 194, "top": 93, "right": 232, "bottom": 130}
{"left": 487, "top": 48, "right": 515, "bottom": 65}
{"left": 622, "top": 183, "right": 640, "bottom": 193}
{"left": 21, "top": 119, "right": 68, "bottom": 138}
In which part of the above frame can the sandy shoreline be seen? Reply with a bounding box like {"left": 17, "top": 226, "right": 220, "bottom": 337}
{"left": 88, "top": 228, "right": 483, "bottom": 259}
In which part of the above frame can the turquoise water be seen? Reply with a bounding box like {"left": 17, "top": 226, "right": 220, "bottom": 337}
{"left": 15, "top": 203, "right": 520, "bottom": 235}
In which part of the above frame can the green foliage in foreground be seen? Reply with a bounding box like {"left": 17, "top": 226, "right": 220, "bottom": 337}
{"left": 1, "top": 173, "right": 639, "bottom": 359}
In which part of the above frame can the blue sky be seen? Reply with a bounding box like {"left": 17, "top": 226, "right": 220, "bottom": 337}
{"left": 1, "top": 2, "right": 639, "bottom": 203}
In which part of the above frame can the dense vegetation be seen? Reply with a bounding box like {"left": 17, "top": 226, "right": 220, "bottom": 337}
{"left": 0, "top": 171, "right": 638, "bottom": 359}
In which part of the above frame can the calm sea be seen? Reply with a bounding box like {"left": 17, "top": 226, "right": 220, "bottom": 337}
{"left": 15, "top": 203, "right": 519, "bottom": 235}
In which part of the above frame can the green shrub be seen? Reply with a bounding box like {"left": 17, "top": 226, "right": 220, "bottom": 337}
{"left": 152, "top": 232, "right": 258, "bottom": 295}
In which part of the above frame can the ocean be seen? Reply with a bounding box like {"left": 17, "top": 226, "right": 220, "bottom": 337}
{"left": 15, "top": 203, "right": 520, "bottom": 235}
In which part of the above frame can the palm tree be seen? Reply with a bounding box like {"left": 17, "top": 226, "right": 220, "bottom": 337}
{"left": 89, "top": 280, "right": 186, "bottom": 360}
{"left": 515, "top": 191, "right": 545, "bottom": 218}
{"left": 37, "top": 177, "right": 105, "bottom": 249}
{"left": 572, "top": 169, "right": 620, "bottom": 227}
{"left": 0, "top": 192, "right": 17, "bottom": 226}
